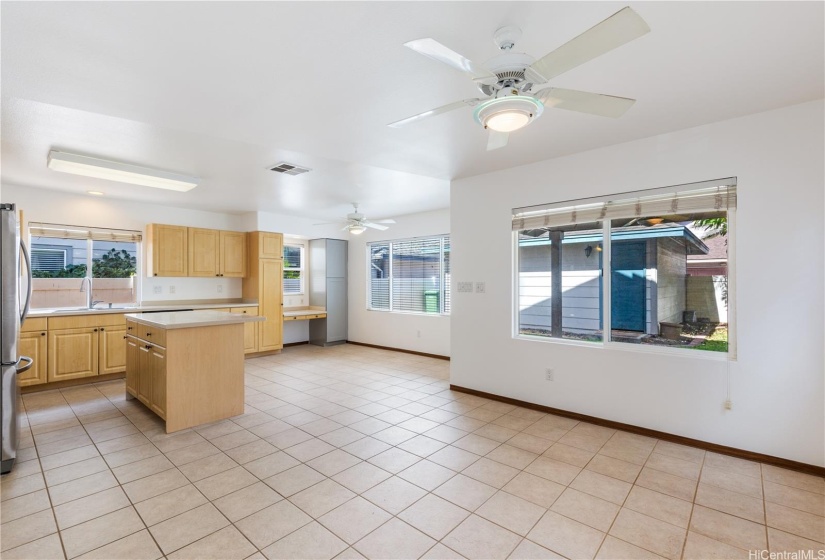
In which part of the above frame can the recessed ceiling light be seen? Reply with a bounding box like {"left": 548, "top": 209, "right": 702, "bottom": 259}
{"left": 87, "top": 191, "right": 105, "bottom": 196}
{"left": 48, "top": 151, "right": 199, "bottom": 192}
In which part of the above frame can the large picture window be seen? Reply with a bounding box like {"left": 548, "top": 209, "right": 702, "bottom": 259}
{"left": 368, "top": 235, "right": 451, "bottom": 315}
{"left": 28, "top": 223, "right": 141, "bottom": 309}
{"left": 514, "top": 179, "right": 735, "bottom": 354}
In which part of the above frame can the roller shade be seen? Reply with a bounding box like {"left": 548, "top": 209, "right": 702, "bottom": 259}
{"left": 512, "top": 179, "right": 736, "bottom": 231}
{"left": 29, "top": 222, "right": 142, "bottom": 242}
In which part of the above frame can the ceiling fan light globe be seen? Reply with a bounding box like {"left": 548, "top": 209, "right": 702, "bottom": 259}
{"left": 485, "top": 111, "right": 531, "bottom": 132}
{"left": 473, "top": 96, "right": 543, "bottom": 134}
{"left": 349, "top": 225, "right": 367, "bottom": 235}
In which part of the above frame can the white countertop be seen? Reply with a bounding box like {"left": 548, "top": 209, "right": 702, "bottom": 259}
{"left": 30, "top": 301, "right": 258, "bottom": 318}
{"left": 125, "top": 310, "right": 265, "bottom": 330}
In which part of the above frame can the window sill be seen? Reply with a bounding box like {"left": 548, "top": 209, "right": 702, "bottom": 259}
{"left": 514, "top": 334, "right": 735, "bottom": 361}
{"left": 367, "top": 308, "right": 450, "bottom": 317}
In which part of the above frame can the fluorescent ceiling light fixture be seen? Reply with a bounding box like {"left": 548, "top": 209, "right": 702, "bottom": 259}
{"left": 86, "top": 191, "right": 105, "bottom": 196}
{"left": 48, "top": 151, "right": 199, "bottom": 192}
{"left": 349, "top": 225, "right": 367, "bottom": 235}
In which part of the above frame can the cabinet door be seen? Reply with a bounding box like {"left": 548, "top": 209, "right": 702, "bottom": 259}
{"left": 151, "top": 224, "right": 188, "bottom": 277}
{"left": 150, "top": 347, "right": 167, "bottom": 419}
{"left": 137, "top": 344, "right": 152, "bottom": 406}
{"left": 220, "top": 231, "right": 246, "bottom": 278}
{"left": 188, "top": 228, "right": 220, "bottom": 277}
{"left": 17, "top": 331, "right": 47, "bottom": 387}
{"left": 125, "top": 336, "right": 139, "bottom": 397}
{"left": 231, "top": 307, "right": 258, "bottom": 353}
{"left": 259, "top": 232, "right": 283, "bottom": 259}
{"left": 48, "top": 327, "right": 99, "bottom": 382}
{"left": 258, "top": 259, "right": 283, "bottom": 351}
{"left": 99, "top": 326, "right": 127, "bottom": 374}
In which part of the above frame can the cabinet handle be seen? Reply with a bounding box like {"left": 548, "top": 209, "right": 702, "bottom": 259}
{"left": 123, "top": 336, "right": 127, "bottom": 340}
{"left": 145, "top": 344, "right": 151, "bottom": 349}
{"left": 146, "top": 333, "right": 151, "bottom": 336}
{"left": 93, "top": 328, "right": 98, "bottom": 332}
{"left": 154, "top": 273, "right": 158, "bottom": 276}
{"left": 100, "top": 328, "right": 105, "bottom": 331}
{"left": 128, "top": 327, "right": 132, "bottom": 330}
{"left": 41, "top": 332, "right": 45, "bottom": 336}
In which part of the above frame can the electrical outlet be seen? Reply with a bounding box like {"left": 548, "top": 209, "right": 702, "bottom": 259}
{"left": 724, "top": 400, "right": 733, "bottom": 410}
{"left": 457, "top": 282, "right": 473, "bottom": 293}
{"left": 153, "top": 285, "right": 162, "bottom": 295}
{"left": 475, "top": 282, "right": 486, "bottom": 294}
{"left": 545, "top": 368, "right": 554, "bottom": 381}
{"left": 417, "top": 330, "right": 421, "bottom": 338}
{"left": 169, "top": 285, "right": 176, "bottom": 294}
{"left": 217, "top": 285, "right": 223, "bottom": 293}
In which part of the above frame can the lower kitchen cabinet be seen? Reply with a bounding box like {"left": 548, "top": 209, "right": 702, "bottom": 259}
{"left": 150, "top": 346, "right": 167, "bottom": 418}
{"left": 17, "top": 331, "right": 47, "bottom": 387}
{"left": 127, "top": 333, "right": 168, "bottom": 421}
{"left": 99, "top": 326, "right": 127, "bottom": 374}
{"left": 125, "top": 335, "right": 139, "bottom": 397}
{"left": 231, "top": 307, "right": 259, "bottom": 353}
{"left": 48, "top": 327, "right": 99, "bottom": 382}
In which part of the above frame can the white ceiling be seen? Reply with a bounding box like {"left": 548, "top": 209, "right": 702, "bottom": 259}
{"left": 1, "top": 1, "right": 823, "bottom": 221}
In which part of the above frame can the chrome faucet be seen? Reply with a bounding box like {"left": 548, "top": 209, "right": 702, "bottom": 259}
{"left": 79, "top": 277, "right": 100, "bottom": 309}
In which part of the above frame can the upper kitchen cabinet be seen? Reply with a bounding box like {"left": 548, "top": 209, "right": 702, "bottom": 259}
{"left": 149, "top": 225, "right": 246, "bottom": 278}
{"left": 146, "top": 224, "right": 188, "bottom": 277}
{"left": 220, "top": 230, "right": 247, "bottom": 277}
{"left": 255, "top": 232, "right": 283, "bottom": 259}
{"left": 188, "top": 227, "right": 220, "bottom": 277}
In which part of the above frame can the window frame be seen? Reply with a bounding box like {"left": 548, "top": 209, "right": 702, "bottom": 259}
{"left": 367, "top": 234, "right": 451, "bottom": 316}
{"left": 282, "top": 244, "right": 305, "bottom": 296}
{"left": 28, "top": 224, "right": 142, "bottom": 310}
{"left": 512, "top": 182, "right": 736, "bottom": 361}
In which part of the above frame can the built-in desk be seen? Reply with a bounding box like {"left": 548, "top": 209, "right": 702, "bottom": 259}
{"left": 283, "top": 309, "right": 327, "bottom": 321}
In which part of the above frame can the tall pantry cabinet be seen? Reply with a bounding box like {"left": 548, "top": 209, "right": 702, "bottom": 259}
{"left": 243, "top": 232, "right": 283, "bottom": 352}
{"left": 309, "top": 238, "right": 347, "bottom": 346}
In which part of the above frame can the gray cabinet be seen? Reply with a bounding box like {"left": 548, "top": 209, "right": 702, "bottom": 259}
{"left": 309, "top": 239, "right": 347, "bottom": 346}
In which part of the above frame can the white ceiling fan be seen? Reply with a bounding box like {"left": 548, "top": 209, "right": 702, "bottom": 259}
{"left": 315, "top": 203, "right": 397, "bottom": 235}
{"left": 388, "top": 6, "right": 650, "bottom": 150}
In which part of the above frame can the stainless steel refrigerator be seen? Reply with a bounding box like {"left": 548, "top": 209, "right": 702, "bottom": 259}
{"left": 1, "top": 203, "right": 33, "bottom": 474}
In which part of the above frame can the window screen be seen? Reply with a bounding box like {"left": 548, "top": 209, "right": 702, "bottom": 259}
{"left": 283, "top": 245, "right": 303, "bottom": 295}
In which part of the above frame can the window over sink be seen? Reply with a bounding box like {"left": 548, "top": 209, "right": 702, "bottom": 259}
{"left": 28, "top": 223, "right": 141, "bottom": 310}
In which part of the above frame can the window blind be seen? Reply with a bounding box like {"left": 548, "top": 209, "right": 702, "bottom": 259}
{"left": 283, "top": 245, "right": 303, "bottom": 294}
{"left": 368, "top": 236, "right": 450, "bottom": 314}
{"left": 512, "top": 179, "right": 737, "bottom": 231}
{"left": 29, "top": 223, "right": 142, "bottom": 242}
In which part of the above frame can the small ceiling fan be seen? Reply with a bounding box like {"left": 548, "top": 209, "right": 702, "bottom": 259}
{"left": 314, "top": 203, "right": 397, "bottom": 235}
{"left": 388, "top": 6, "right": 650, "bottom": 150}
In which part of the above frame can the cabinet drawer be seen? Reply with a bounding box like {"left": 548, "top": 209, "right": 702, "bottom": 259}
{"left": 49, "top": 313, "right": 126, "bottom": 330}
{"left": 21, "top": 317, "right": 48, "bottom": 333}
{"left": 140, "top": 325, "right": 167, "bottom": 347}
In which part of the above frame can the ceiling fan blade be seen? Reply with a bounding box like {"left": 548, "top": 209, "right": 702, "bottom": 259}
{"left": 535, "top": 87, "right": 636, "bottom": 118}
{"left": 487, "top": 131, "right": 509, "bottom": 151}
{"left": 388, "top": 98, "right": 481, "bottom": 128}
{"left": 362, "top": 221, "right": 389, "bottom": 231}
{"left": 341, "top": 225, "right": 352, "bottom": 232}
{"left": 371, "top": 219, "right": 396, "bottom": 224}
{"left": 528, "top": 7, "right": 650, "bottom": 83}
{"left": 404, "top": 38, "right": 498, "bottom": 84}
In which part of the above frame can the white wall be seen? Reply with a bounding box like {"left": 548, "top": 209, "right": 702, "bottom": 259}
{"left": 3, "top": 184, "right": 248, "bottom": 301}
{"left": 451, "top": 100, "right": 825, "bottom": 466}
{"left": 348, "top": 208, "right": 451, "bottom": 357}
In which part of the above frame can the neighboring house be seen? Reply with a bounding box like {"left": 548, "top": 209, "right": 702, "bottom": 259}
{"left": 519, "top": 224, "right": 712, "bottom": 336}
{"left": 686, "top": 234, "right": 729, "bottom": 322}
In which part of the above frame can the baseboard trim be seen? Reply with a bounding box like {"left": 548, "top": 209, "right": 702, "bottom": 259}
{"left": 21, "top": 372, "right": 126, "bottom": 394}
{"left": 450, "top": 384, "right": 825, "bottom": 478}
{"left": 283, "top": 341, "right": 309, "bottom": 348}
{"left": 346, "top": 341, "right": 450, "bottom": 361}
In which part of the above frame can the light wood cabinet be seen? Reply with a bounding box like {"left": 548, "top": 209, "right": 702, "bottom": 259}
{"left": 137, "top": 343, "right": 152, "bottom": 405}
{"left": 48, "top": 327, "right": 99, "bottom": 382}
{"left": 125, "top": 335, "right": 139, "bottom": 397}
{"left": 147, "top": 224, "right": 188, "bottom": 277}
{"left": 188, "top": 228, "right": 220, "bottom": 277}
{"left": 244, "top": 232, "right": 284, "bottom": 354}
{"left": 18, "top": 331, "right": 47, "bottom": 387}
{"left": 149, "top": 346, "right": 167, "bottom": 419}
{"left": 220, "top": 231, "right": 247, "bottom": 278}
{"left": 99, "top": 326, "right": 127, "bottom": 375}
{"left": 47, "top": 314, "right": 127, "bottom": 383}
{"left": 231, "top": 307, "right": 259, "bottom": 353}
{"left": 253, "top": 232, "right": 283, "bottom": 259}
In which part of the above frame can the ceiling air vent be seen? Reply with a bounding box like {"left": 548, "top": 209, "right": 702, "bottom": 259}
{"left": 269, "top": 162, "right": 311, "bottom": 176}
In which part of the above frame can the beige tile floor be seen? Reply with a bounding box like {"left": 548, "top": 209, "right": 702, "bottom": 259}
{"left": 1, "top": 343, "right": 824, "bottom": 560}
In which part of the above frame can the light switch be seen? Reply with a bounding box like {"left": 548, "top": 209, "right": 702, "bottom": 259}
{"left": 475, "top": 282, "right": 486, "bottom": 293}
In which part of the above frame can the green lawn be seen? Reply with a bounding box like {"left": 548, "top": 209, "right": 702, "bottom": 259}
{"left": 693, "top": 325, "right": 728, "bottom": 352}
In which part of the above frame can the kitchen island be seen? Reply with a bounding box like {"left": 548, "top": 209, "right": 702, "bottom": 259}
{"left": 124, "top": 310, "right": 263, "bottom": 432}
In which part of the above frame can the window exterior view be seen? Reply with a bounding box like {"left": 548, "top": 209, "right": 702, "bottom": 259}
{"left": 29, "top": 223, "right": 140, "bottom": 309}
{"left": 283, "top": 244, "right": 303, "bottom": 294}
{"left": 368, "top": 235, "right": 450, "bottom": 315}
{"left": 515, "top": 182, "right": 733, "bottom": 353}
